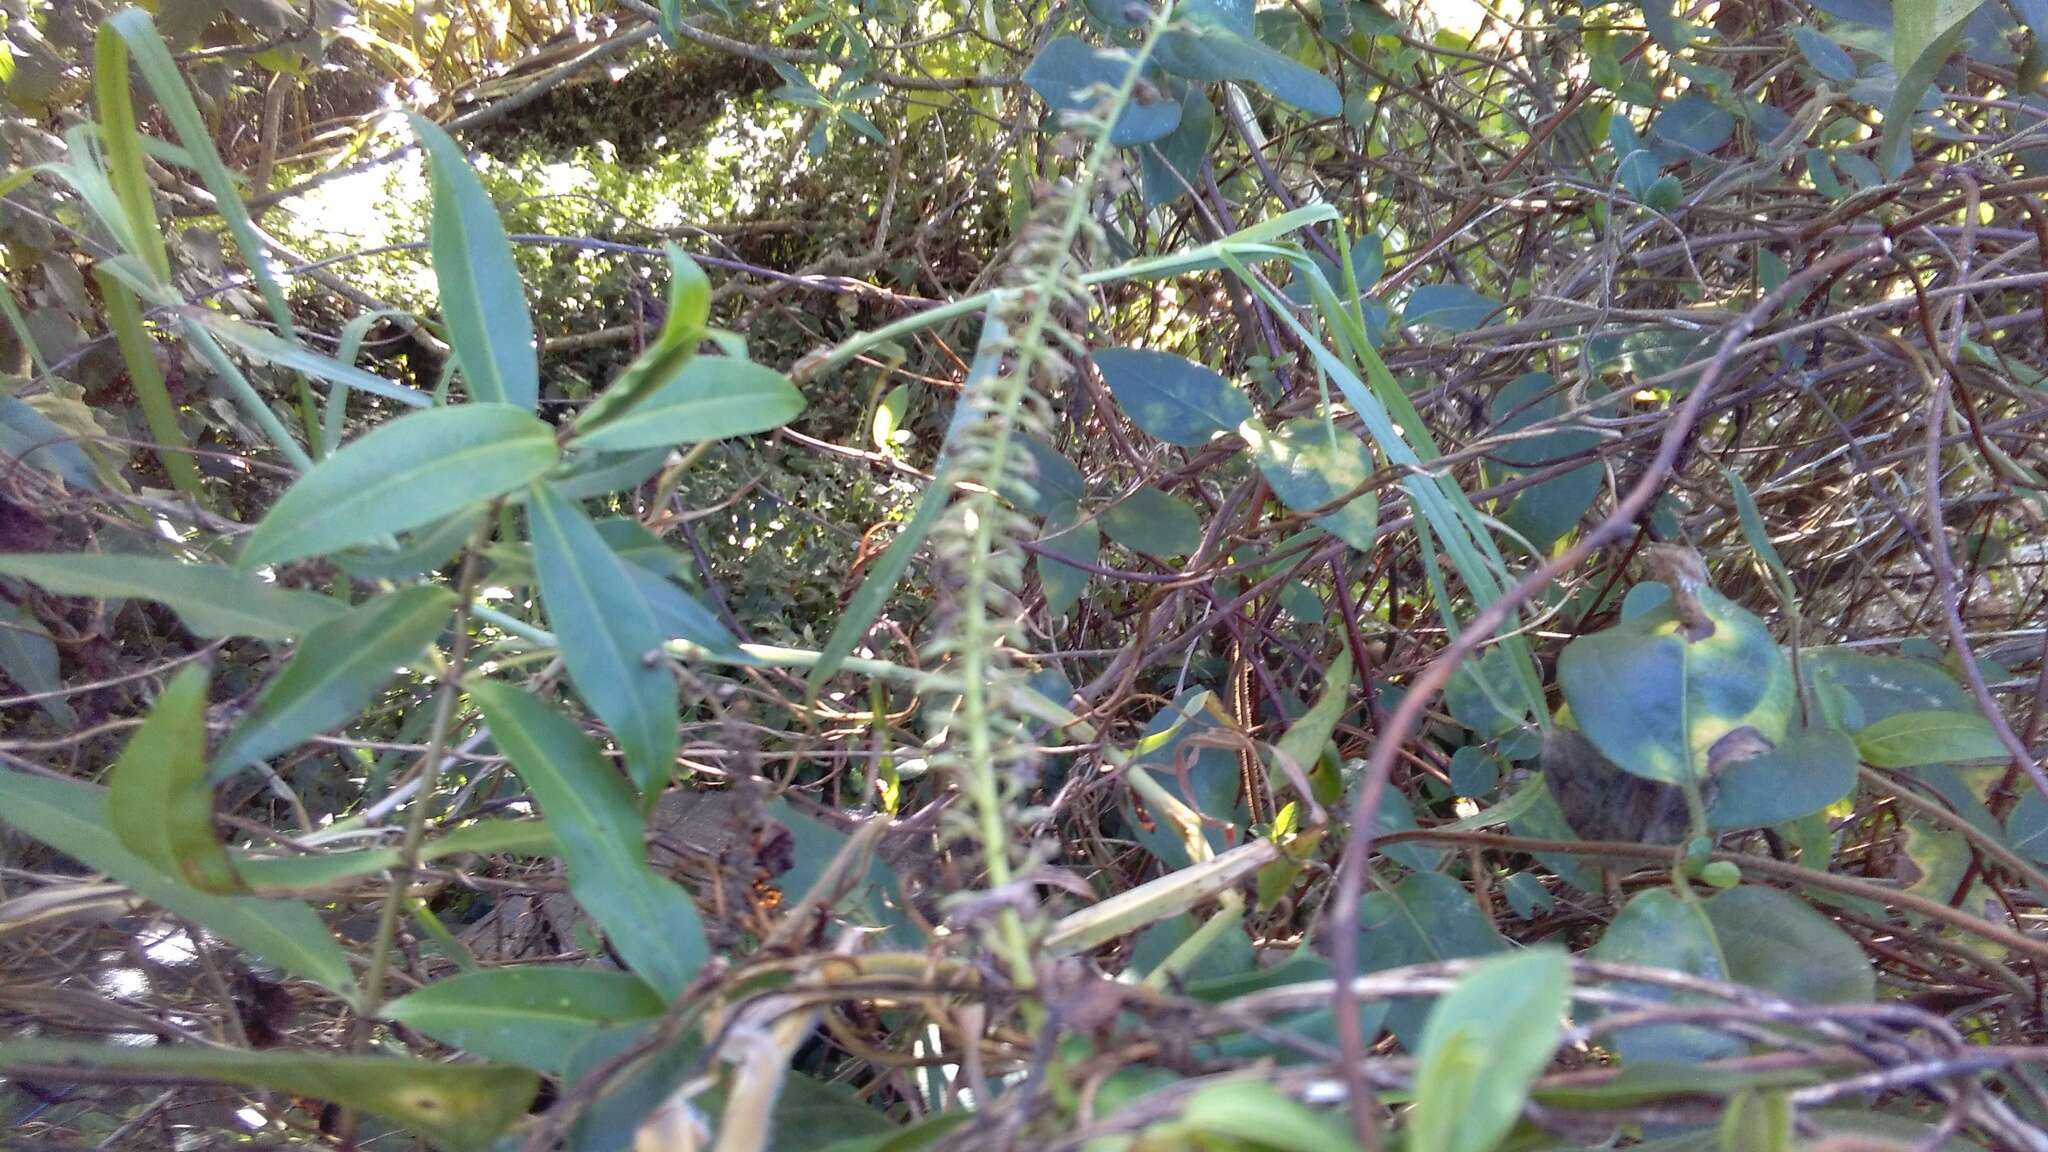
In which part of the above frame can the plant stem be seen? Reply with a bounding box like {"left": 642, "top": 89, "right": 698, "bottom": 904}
{"left": 353, "top": 510, "right": 496, "bottom": 1023}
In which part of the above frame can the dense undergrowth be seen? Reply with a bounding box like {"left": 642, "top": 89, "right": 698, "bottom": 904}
{"left": 3, "top": 0, "right": 2048, "bottom": 1149}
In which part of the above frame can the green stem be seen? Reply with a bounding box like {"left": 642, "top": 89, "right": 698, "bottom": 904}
{"left": 355, "top": 512, "right": 495, "bottom": 1023}
{"left": 95, "top": 272, "right": 208, "bottom": 504}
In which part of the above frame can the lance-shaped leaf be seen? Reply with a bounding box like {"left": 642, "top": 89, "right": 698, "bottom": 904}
{"left": 240, "top": 404, "right": 557, "bottom": 568}
{"left": 528, "top": 482, "right": 679, "bottom": 795}
{"left": 570, "top": 356, "right": 805, "bottom": 454}
{"left": 0, "top": 1040, "right": 535, "bottom": 1152}
{"left": 1854, "top": 708, "right": 2008, "bottom": 768}
{"left": 0, "top": 769, "right": 355, "bottom": 998}
{"left": 573, "top": 244, "right": 714, "bottom": 436}
{"left": 215, "top": 586, "right": 457, "bottom": 777}
{"left": 473, "top": 682, "right": 707, "bottom": 998}
{"left": 0, "top": 553, "right": 344, "bottom": 641}
{"left": 108, "top": 664, "right": 238, "bottom": 892}
{"left": 384, "top": 967, "right": 665, "bottom": 1074}
{"left": 410, "top": 114, "right": 538, "bottom": 409}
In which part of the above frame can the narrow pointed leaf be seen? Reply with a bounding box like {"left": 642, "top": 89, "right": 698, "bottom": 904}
{"left": 573, "top": 245, "right": 713, "bottom": 435}
{"left": 0, "top": 1040, "right": 534, "bottom": 1152}
{"left": 570, "top": 357, "right": 805, "bottom": 453}
{"left": 215, "top": 586, "right": 457, "bottom": 776}
{"left": 235, "top": 819, "right": 555, "bottom": 891}
{"left": 384, "top": 968, "right": 664, "bottom": 1074}
{"left": 410, "top": 114, "right": 538, "bottom": 409}
{"left": 240, "top": 404, "right": 556, "bottom": 568}
{"left": 105, "top": 9, "right": 294, "bottom": 335}
{"left": 187, "top": 308, "right": 431, "bottom": 409}
{"left": 0, "top": 553, "right": 345, "bottom": 640}
{"left": 0, "top": 769, "right": 355, "bottom": 998}
{"left": 528, "top": 482, "right": 679, "bottom": 794}
{"left": 109, "top": 664, "right": 239, "bottom": 892}
{"left": 473, "top": 682, "right": 707, "bottom": 998}
{"left": 1854, "top": 709, "right": 2008, "bottom": 768}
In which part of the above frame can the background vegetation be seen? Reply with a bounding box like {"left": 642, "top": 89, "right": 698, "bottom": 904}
{"left": 3, "top": 0, "right": 2048, "bottom": 1149}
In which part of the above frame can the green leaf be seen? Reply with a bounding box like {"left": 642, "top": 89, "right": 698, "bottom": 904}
{"left": 216, "top": 586, "right": 457, "bottom": 777}
{"left": 1502, "top": 465, "right": 1601, "bottom": 552}
{"left": 0, "top": 769, "right": 355, "bottom": 998}
{"left": 528, "top": 482, "right": 679, "bottom": 795}
{"left": 1408, "top": 948, "right": 1569, "bottom": 1152}
{"left": 336, "top": 510, "right": 482, "bottom": 582}
{"left": 1153, "top": 3, "right": 1342, "bottom": 117}
{"left": 0, "top": 393, "right": 100, "bottom": 492}
{"left": 0, "top": 553, "right": 345, "bottom": 641}
{"left": 1591, "top": 889, "right": 1741, "bottom": 1065}
{"left": 627, "top": 564, "right": 744, "bottom": 659}
{"left": 1273, "top": 649, "right": 1351, "bottom": 794}
{"left": 1794, "top": 27, "right": 1858, "bottom": 82}
{"left": 240, "top": 404, "right": 557, "bottom": 568}
{"left": 473, "top": 682, "right": 708, "bottom": 999}
{"left": 1800, "top": 648, "right": 1971, "bottom": 729}
{"left": 1854, "top": 709, "right": 2007, "bottom": 767}
{"left": 1449, "top": 746, "right": 1501, "bottom": 798}
{"left": 1707, "top": 723, "right": 1858, "bottom": 830}
{"left": 187, "top": 308, "right": 431, "bottom": 410}
{"left": 104, "top": 10, "right": 294, "bottom": 336}
{"left": 570, "top": 356, "right": 805, "bottom": 453}
{"left": 1243, "top": 417, "right": 1378, "bottom": 551}
{"left": 1701, "top": 886, "right": 1873, "bottom": 1004}
{"left": 1186, "top": 953, "right": 1390, "bottom": 1065}
{"left": 0, "top": 1040, "right": 535, "bottom": 1152}
{"left": 1559, "top": 586, "right": 1795, "bottom": 785}
{"left": 108, "top": 664, "right": 239, "bottom": 892}
{"left": 1651, "top": 92, "right": 1735, "bottom": 155}
{"left": 98, "top": 276, "right": 205, "bottom": 502}
{"left": 1902, "top": 818, "right": 1971, "bottom": 902}
{"left": 1022, "top": 37, "right": 1183, "bottom": 146}
{"left": 549, "top": 446, "right": 673, "bottom": 501}
{"left": 93, "top": 22, "right": 170, "bottom": 281}
{"left": 1100, "top": 486, "right": 1203, "bottom": 557}
{"left": 1404, "top": 283, "right": 1502, "bottom": 331}
{"left": 1016, "top": 436, "right": 1087, "bottom": 519}
{"left": 872, "top": 383, "right": 909, "bottom": 449}
{"left": 2009, "top": 789, "right": 2048, "bottom": 867}
{"left": 769, "top": 1072, "right": 898, "bottom": 1151}
{"left": 572, "top": 243, "right": 715, "bottom": 439}
{"left": 410, "top": 114, "right": 538, "bottom": 409}
{"left": 384, "top": 968, "right": 665, "bottom": 1074}
{"left": 1178, "top": 1079, "right": 1362, "bottom": 1150}
{"left": 1140, "top": 85, "right": 1216, "bottom": 206}
{"left": 1486, "top": 372, "right": 1602, "bottom": 471}
{"left": 1879, "top": 0, "right": 1988, "bottom": 176}
{"left": 1092, "top": 348, "right": 1252, "bottom": 446}
{"left": 1037, "top": 512, "right": 1098, "bottom": 620}
{"left": 1357, "top": 871, "right": 1504, "bottom": 1047}
{"left": 0, "top": 596, "right": 73, "bottom": 725}
{"left": 235, "top": 819, "right": 555, "bottom": 891}
{"left": 1557, "top": 622, "right": 1691, "bottom": 784}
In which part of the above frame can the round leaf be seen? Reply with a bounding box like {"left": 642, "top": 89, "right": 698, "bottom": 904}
{"left": 1099, "top": 486, "right": 1202, "bottom": 557}
{"left": 1244, "top": 417, "right": 1378, "bottom": 551}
